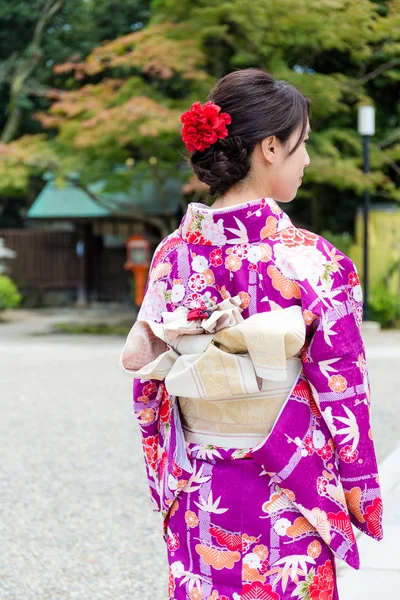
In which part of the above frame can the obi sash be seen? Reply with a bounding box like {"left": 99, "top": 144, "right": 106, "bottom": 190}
{"left": 120, "top": 295, "right": 305, "bottom": 399}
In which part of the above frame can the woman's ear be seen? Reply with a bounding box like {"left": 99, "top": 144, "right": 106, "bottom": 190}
{"left": 260, "top": 136, "right": 278, "bottom": 164}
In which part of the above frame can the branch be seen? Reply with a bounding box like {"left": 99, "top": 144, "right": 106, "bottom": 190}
{"left": 1, "top": 0, "right": 65, "bottom": 143}
{"left": 346, "top": 57, "right": 400, "bottom": 89}
{"left": 375, "top": 147, "right": 400, "bottom": 177}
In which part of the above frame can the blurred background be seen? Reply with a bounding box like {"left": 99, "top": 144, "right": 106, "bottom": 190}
{"left": 0, "top": 0, "right": 399, "bottom": 324}
{"left": 0, "top": 2, "right": 399, "bottom": 599}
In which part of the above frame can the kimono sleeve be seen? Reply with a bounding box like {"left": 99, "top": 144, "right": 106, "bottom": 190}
{"left": 126, "top": 238, "right": 175, "bottom": 512}
{"left": 300, "top": 245, "right": 383, "bottom": 541}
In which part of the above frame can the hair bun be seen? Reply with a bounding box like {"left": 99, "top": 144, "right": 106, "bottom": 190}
{"left": 191, "top": 136, "right": 251, "bottom": 196}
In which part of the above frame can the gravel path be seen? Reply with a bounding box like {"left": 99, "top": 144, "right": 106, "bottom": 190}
{"left": 0, "top": 316, "right": 399, "bottom": 599}
{"left": 0, "top": 329, "right": 167, "bottom": 600}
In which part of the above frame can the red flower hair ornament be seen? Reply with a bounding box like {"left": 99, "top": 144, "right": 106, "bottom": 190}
{"left": 181, "top": 101, "right": 232, "bottom": 153}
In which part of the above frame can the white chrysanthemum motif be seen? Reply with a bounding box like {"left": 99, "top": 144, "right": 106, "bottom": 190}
{"left": 192, "top": 255, "right": 209, "bottom": 273}
{"left": 312, "top": 429, "right": 326, "bottom": 449}
{"left": 274, "top": 243, "right": 327, "bottom": 284}
{"left": 171, "top": 284, "right": 185, "bottom": 303}
{"left": 352, "top": 284, "right": 363, "bottom": 302}
{"left": 170, "top": 560, "right": 185, "bottom": 577}
{"left": 273, "top": 517, "right": 291, "bottom": 536}
{"left": 247, "top": 245, "right": 261, "bottom": 264}
{"left": 243, "top": 552, "right": 261, "bottom": 569}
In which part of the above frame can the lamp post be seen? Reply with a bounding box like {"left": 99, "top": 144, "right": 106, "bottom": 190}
{"left": 357, "top": 105, "right": 375, "bottom": 321}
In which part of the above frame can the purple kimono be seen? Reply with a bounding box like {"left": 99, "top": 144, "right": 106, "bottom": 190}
{"left": 121, "top": 197, "right": 383, "bottom": 600}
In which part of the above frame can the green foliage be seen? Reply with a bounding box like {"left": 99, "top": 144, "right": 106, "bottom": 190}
{"left": 0, "top": 275, "right": 21, "bottom": 311}
{"left": 369, "top": 282, "right": 400, "bottom": 328}
{"left": 1, "top": 0, "right": 400, "bottom": 236}
{"left": 320, "top": 230, "right": 353, "bottom": 257}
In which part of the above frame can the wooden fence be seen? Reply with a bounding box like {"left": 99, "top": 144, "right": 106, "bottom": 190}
{"left": 0, "top": 229, "right": 79, "bottom": 289}
{"left": 0, "top": 228, "right": 131, "bottom": 302}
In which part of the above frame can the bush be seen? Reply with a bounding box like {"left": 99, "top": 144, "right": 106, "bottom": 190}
{"left": 0, "top": 275, "right": 22, "bottom": 311}
{"left": 369, "top": 283, "right": 400, "bottom": 328}
{"left": 321, "top": 230, "right": 353, "bottom": 256}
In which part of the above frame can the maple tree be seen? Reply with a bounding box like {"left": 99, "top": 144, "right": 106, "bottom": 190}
{"left": 0, "top": 0, "right": 399, "bottom": 234}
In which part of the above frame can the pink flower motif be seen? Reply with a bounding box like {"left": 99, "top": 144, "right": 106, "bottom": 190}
{"left": 317, "top": 444, "right": 333, "bottom": 461}
{"left": 167, "top": 532, "right": 180, "bottom": 552}
{"left": 339, "top": 445, "right": 359, "bottom": 463}
{"left": 248, "top": 263, "right": 258, "bottom": 271}
{"left": 317, "top": 476, "right": 329, "bottom": 495}
{"left": 348, "top": 271, "right": 360, "bottom": 287}
{"left": 209, "top": 248, "right": 223, "bottom": 267}
{"left": 356, "top": 305, "right": 363, "bottom": 326}
{"left": 188, "top": 272, "right": 207, "bottom": 292}
{"left": 231, "top": 244, "right": 249, "bottom": 259}
{"left": 304, "top": 435, "right": 314, "bottom": 456}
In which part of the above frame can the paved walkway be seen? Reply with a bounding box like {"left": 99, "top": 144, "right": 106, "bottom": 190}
{"left": 0, "top": 310, "right": 399, "bottom": 599}
{"left": 337, "top": 444, "right": 400, "bottom": 598}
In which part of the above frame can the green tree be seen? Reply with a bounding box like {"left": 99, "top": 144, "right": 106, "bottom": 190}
{"left": 1, "top": 0, "right": 399, "bottom": 235}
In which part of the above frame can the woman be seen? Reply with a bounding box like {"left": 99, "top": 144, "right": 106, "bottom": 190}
{"left": 120, "top": 69, "right": 383, "bottom": 600}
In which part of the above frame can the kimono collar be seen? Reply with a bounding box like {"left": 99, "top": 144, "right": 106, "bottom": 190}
{"left": 179, "top": 197, "right": 293, "bottom": 246}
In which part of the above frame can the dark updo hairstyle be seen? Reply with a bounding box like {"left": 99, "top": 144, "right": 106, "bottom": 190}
{"left": 190, "top": 68, "right": 311, "bottom": 196}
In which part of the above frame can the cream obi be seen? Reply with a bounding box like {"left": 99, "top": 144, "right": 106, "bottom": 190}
{"left": 120, "top": 296, "right": 305, "bottom": 447}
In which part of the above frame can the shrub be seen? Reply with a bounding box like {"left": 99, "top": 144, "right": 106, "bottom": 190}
{"left": 0, "top": 275, "right": 22, "bottom": 311}
{"left": 369, "top": 283, "right": 400, "bottom": 328}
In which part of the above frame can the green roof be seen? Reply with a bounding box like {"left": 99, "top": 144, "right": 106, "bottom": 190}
{"left": 27, "top": 177, "right": 182, "bottom": 219}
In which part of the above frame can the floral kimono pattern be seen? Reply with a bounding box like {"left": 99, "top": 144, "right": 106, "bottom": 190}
{"left": 121, "top": 197, "right": 383, "bottom": 600}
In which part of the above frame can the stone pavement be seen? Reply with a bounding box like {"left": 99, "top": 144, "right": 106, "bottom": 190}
{"left": 0, "top": 310, "right": 399, "bottom": 599}
{"left": 337, "top": 444, "right": 400, "bottom": 598}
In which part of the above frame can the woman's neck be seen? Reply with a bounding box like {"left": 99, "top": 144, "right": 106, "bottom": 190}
{"left": 210, "top": 182, "right": 273, "bottom": 210}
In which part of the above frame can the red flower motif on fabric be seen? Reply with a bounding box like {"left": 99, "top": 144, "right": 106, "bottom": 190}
{"left": 168, "top": 566, "right": 175, "bottom": 598}
{"left": 209, "top": 248, "right": 223, "bottom": 267}
{"left": 348, "top": 271, "right": 360, "bottom": 287}
{"left": 181, "top": 101, "right": 232, "bottom": 153}
{"left": 142, "top": 382, "right": 157, "bottom": 397}
{"left": 160, "top": 394, "right": 171, "bottom": 424}
{"left": 187, "top": 230, "right": 212, "bottom": 245}
{"left": 339, "top": 444, "right": 359, "bottom": 463}
{"left": 230, "top": 244, "right": 249, "bottom": 259}
{"left": 188, "top": 272, "right": 207, "bottom": 293}
{"left": 317, "top": 444, "right": 333, "bottom": 461}
{"left": 172, "top": 461, "right": 182, "bottom": 477}
{"left": 304, "top": 435, "right": 315, "bottom": 456}
{"left": 308, "top": 559, "right": 335, "bottom": 600}
{"left": 363, "top": 497, "right": 383, "bottom": 538}
{"left": 159, "top": 450, "right": 168, "bottom": 480}
{"left": 317, "top": 476, "right": 329, "bottom": 496}
{"left": 241, "top": 581, "right": 280, "bottom": 600}
{"left": 143, "top": 435, "right": 158, "bottom": 473}
{"left": 167, "top": 532, "right": 180, "bottom": 552}
{"left": 260, "top": 559, "right": 270, "bottom": 573}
